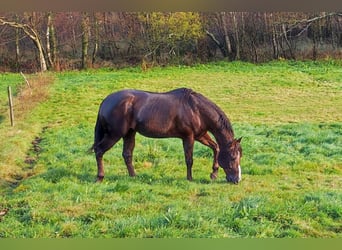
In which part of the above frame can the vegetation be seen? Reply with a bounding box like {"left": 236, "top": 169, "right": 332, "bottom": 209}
{"left": 0, "top": 12, "right": 342, "bottom": 72}
{"left": 138, "top": 12, "right": 204, "bottom": 60}
{"left": 0, "top": 61, "right": 341, "bottom": 238}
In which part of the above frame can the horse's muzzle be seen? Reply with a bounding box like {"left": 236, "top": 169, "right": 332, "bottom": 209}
{"left": 224, "top": 165, "right": 241, "bottom": 184}
{"left": 226, "top": 175, "right": 240, "bottom": 184}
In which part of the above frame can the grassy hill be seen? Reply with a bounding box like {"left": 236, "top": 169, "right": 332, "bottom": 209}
{"left": 0, "top": 61, "right": 341, "bottom": 237}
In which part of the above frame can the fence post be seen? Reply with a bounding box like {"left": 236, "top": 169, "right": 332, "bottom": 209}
{"left": 8, "top": 86, "right": 14, "bottom": 127}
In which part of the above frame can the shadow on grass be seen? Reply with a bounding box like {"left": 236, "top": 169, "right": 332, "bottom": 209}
{"left": 105, "top": 172, "right": 229, "bottom": 185}
{"left": 38, "top": 165, "right": 233, "bottom": 187}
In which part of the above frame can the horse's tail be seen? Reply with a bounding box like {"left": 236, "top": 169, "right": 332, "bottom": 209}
{"left": 89, "top": 113, "right": 104, "bottom": 154}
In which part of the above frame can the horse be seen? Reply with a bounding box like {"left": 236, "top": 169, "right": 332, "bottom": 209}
{"left": 92, "top": 88, "right": 242, "bottom": 184}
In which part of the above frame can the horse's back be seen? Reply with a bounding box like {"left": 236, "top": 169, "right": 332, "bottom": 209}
{"left": 98, "top": 88, "right": 203, "bottom": 138}
{"left": 100, "top": 88, "right": 190, "bottom": 116}
{"left": 99, "top": 89, "right": 142, "bottom": 116}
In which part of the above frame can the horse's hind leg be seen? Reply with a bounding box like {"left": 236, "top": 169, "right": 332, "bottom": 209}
{"left": 182, "top": 136, "right": 195, "bottom": 181}
{"left": 197, "top": 133, "right": 220, "bottom": 180}
{"left": 94, "top": 134, "right": 120, "bottom": 182}
{"left": 122, "top": 130, "right": 136, "bottom": 177}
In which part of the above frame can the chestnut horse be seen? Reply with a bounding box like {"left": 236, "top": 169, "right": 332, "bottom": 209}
{"left": 93, "top": 88, "right": 242, "bottom": 183}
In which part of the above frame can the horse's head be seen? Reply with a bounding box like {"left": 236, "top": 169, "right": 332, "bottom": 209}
{"left": 218, "top": 137, "right": 242, "bottom": 184}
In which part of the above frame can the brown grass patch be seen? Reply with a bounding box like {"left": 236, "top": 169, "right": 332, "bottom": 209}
{"left": 14, "top": 73, "right": 54, "bottom": 120}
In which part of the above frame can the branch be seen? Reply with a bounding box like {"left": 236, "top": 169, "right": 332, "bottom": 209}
{"left": 272, "top": 12, "right": 339, "bottom": 28}
{"left": 0, "top": 17, "right": 39, "bottom": 41}
{"left": 205, "top": 30, "right": 222, "bottom": 47}
{"left": 299, "top": 12, "right": 340, "bottom": 25}
{"left": 282, "top": 12, "right": 342, "bottom": 38}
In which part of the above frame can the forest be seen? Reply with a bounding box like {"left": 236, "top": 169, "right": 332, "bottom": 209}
{"left": 0, "top": 12, "right": 342, "bottom": 72}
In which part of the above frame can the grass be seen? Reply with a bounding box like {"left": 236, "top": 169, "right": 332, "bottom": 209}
{"left": 0, "top": 60, "right": 341, "bottom": 238}
{"left": 0, "top": 73, "right": 54, "bottom": 189}
{"left": 0, "top": 73, "right": 23, "bottom": 123}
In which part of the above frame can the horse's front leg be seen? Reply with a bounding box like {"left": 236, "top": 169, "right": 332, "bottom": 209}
{"left": 95, "top": 153, "right": 105, "bottom": 182}
{"left": 197, "top": 133, "right": 220, "bottom": 180}
{"left": 182, "top": 137, "right": 194, "bottom": 181}
{"left": 122, "top": 130, "right": 136, "bottom": 177}
{"left": 209, "top": 143, "right": 220, "bottom": 180}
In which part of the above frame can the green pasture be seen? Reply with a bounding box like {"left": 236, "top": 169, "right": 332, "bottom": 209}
{"left": 0, "top": 61, "right": 341, "bottom": 237}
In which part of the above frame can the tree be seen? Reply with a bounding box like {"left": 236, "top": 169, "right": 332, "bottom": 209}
{"left": 91, "top": 12, "right": 99, "bottom": 66}
{"left": 14, "top": 14, "right": 20, "bottom": 72}
{"left": 46, "top": 12, "right": 57, "bottom": 70}
{"left": 81, "top": 12, "right": 90, "bottom": 69}
{"left": 0, "top": 13, "right": 48, "bottom": 72}
{"left": 220, "top": 12, "right": 232, "bottom": 58}
{"left": 205, "top": 12, "right": 231, "bottom": 59}
{"left": 1, "top": 12, "right": 342, "bottom": 72}
{"left": 139, "top": 12, "right": 204, "bottom": 62}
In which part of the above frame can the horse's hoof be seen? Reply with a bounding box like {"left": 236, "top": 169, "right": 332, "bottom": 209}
{"left": 96, "top": 176, "right": 104, "bottom": 183}
{"left": 210, "top": 173, "right": 217, "bottom": 180}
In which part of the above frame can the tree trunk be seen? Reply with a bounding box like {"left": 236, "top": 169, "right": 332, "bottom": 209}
{"left": 46, "top": 12, "right": 57, "bottom": 70}
{"left": 81, "top": 12, "right": 90, "bottom": 69}
{"left": 15, "top": 15, "right": 20, "bottom": 72}
{"left": 50, "top": 16, "right": 58, "bottom": 70}
{"left": 312, "top": 27, "right": 318, "bottom": 60}
{"left": 103, "top": 12, "right": 115, "bottom": 60}
{"left": 232, "top": 12, "right": 240, "bottom": 60}
{"left": 282, "top": 23, "right": 295, "bottom": 59}
{"left": 220, "top": 12, "right": 232, "bottom": 59}
{"left": 46, "top": 12, "right": 53, "bottom": 69}
{"left": 269, "top": 14, "right": 279, "bottom": 59}
{"left": 92, "top": 13, "right": 99, "bottom": 66}
{"left": 35, "top": 38, "right": 48, "bottom": 71}
{"left": 272, "top": 26, "right": 279, "bottom": 59}
{"left": 206, "top": 30, "right": 227, "bottom": 58}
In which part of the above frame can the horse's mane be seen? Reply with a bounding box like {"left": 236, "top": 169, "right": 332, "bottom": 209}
{"left": 173, "top": 88, "right": 234, "bottom": 135}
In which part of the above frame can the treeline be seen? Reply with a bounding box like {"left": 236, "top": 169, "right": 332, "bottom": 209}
{"left": 0, "top": 12, "right": 341, "bottom": 72}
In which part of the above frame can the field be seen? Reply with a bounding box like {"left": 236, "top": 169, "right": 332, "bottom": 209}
{"left": 0, "top": 61, "right": 341, "bottom": 238}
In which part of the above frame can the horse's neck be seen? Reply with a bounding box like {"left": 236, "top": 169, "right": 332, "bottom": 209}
{"left": 208, "top": 113, "right": 234, "bottom": 147}
{"left": 194, "top": 93, "right": 234, "bottom": 146}
{"left": 211, "top": 128, "right": 234, "bottom": 148}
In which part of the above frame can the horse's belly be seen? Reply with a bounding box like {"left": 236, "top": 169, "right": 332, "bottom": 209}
{"left": 135, "top": 117, "right": 179, "bottom": 138}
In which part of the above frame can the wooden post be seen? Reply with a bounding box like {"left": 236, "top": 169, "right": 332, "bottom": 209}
{"left": 8, "top": 86, "right": 14, "bottom": 126}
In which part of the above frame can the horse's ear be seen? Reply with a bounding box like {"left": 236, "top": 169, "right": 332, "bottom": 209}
{"left": 229, "top": 138, "right": 242, "bottom": 149}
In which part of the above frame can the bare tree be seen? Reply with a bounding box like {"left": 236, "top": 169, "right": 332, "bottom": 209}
{"left": 220, "top": 12, "right": 232, "bottom": 59}
{"left": 15, "top": 14, "right": 20, "bottom": 72}
{"left": 46, "top": 12, "right": 58, "bottom": 70}
{"left": 232, "top": 12, "right": 241, "bottom": 60}
{"left": 91, "top": 13, "right": 99, "bottom": 66}
{"left": 1, "top": 12, "right": 342, "bottom": 72}
{"left": 81, "top": 12, "right": 90, "bottom": 69}
{"left": 205, "top": 13, "right": 228, "bottom": 59}
{"left": 46, "top": 12, "right": 53, "bottom": 68}
{"left": 0, "top": 14, "right": 48, "bottom": 72}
